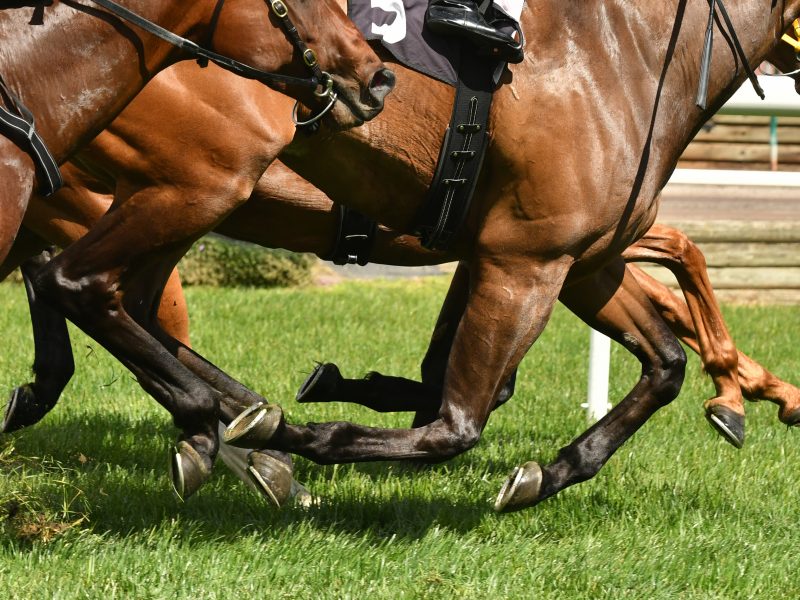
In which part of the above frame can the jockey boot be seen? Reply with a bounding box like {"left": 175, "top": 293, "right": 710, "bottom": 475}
{"left": 425, "top": 0, "right": 523, "bottom": 63}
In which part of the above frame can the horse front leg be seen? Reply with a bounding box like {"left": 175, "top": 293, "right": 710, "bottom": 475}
{"left": 226, "top": 256, "right": 571, "bottom": 465}
{"left": 3, "top": 248, "right": 74, "bottom": 433}
{"left": 623, "top": 224, "right": 743, "bottom": 447}
{"left": 496, "top": 259, "right": 686, "bottom": 512}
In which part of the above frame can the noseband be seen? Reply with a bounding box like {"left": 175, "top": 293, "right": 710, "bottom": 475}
{"left": 266, "top": 0, "right": 339, "bottom": 127}
{"left": 88, "top": 0, "right": 339, "bottom": 126}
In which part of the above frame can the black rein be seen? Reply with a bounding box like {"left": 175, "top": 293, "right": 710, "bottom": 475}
{"left": 88, "top": 0, "right": 324, "bottom": 91}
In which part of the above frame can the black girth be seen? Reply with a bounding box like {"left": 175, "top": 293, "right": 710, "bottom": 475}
{"left": 324, "top": 204, "right": 377, "bottom": 266}
{"left": 412, "top": 54, "right": 498, "bottom": 250}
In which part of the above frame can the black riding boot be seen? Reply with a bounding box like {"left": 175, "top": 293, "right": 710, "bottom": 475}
{"left": 425, "top": 0, "right": 523, "bottom": 63}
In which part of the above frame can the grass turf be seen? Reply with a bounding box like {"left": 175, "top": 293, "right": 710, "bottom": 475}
{"left": 1, "top": 279, "right": 799, "bottom": 599}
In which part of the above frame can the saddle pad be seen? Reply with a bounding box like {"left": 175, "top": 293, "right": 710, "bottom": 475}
{"left": 348, "top": 0, "right": 524, "bottom": 86}
{"left": 348, "top": 0, "right": 462, "bottom": 85}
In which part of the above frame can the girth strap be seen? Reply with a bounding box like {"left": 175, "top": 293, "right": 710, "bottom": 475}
{"left": 413, "top": 55, "right": 497, "bottom": 250}
{"left": 0, "top": 76, "right": 62, "bottom": 196}
{"left": 324, "top": 204, "right": 377, "bottom": 266}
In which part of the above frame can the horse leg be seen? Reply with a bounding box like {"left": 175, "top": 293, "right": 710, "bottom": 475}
{"left": 28, "top": 190, "right": 243, "bottom": 500}
{"left": 226, "top": 255, "right": 572, "bottom": 467}
{"left": 623, "top": 224, "right": 743, "bottom": 447}
{"left": 3, "top": 246, "right": 75, "bottom": 433}
{"left": 495, "top": 259, "right": 686, "bottom": 512}
{"left": 297, "top": 261, "right": 517, "bottom": 422}
{"left": 628, "top": 262, "right": 800, "bottom": 428}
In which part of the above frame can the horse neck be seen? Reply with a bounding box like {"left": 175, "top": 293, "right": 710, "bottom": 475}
{"left": 0, "top": 0, "right": 216, "bottom": 161}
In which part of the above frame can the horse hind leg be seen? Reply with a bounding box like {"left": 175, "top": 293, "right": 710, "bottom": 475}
{"left": 623, "top": 224, "right": 744, "bottom": 447}
{"left": 3, "top": 247, "right": 74, "bottom": 433}
{"left": 628, "top": 258, "right": 800, "bottom": 429}
{"left": 496, "top": 259, "right": 686, "bottom": 512}
{"left": 225, "top": 255, "right": 570, "bottom": 471}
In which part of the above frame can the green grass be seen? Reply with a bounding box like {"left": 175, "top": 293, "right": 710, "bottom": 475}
{"left": 1, "top": 279, "right": 800, "bottom": 599}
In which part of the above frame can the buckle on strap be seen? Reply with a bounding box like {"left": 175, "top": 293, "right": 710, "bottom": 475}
{"left": 271, "top": 0, "right": 289, "bottom": 18}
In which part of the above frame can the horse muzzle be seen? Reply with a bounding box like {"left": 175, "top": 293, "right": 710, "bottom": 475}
{"left": 335, "top": 66, "right": 396, "bottom": 123}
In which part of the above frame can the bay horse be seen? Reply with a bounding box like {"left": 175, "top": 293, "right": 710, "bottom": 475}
{"left": 0, "top": 0, "right": 392, "bottom": 499}
{"left": 0, "top": 0, "right": 390, "bottom": 261}
{"left": 19, "top": 0, "right": 800, "bottom": 510}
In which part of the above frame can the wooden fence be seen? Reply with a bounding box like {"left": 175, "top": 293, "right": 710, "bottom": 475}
{"left": 641, "top": 219, "right": 800, "bottom": 304}
{"left": 678, "top": 114, "right": 800, "bottom": 171}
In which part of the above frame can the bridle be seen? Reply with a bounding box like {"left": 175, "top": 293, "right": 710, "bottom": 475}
{"left": 88, "top": 0, "right": 339, "bottom": 127}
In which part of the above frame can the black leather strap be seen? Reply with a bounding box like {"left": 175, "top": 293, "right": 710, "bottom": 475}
{"left": 0, "top": 76, "right": 62, "bottom": 196}
{"left": 325, "top": 204, "right": 377, "bottom": 265}
{"left": 88, "top": 0, "right": 321, "bottom": 90}
{"left": 413, "top": 54, "right": 497, "bottom": 250}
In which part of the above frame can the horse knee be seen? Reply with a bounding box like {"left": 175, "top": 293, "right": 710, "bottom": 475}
{"left": 651, "top": 339, "right": 687, "bottom": 405}
{"left": 31, "top": 258, "right": 114, "bottom": 320}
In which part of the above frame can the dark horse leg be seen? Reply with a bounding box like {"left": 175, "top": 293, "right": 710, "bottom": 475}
{"left": 495, "top": 259, "right": 686, "bottom": 511}
{"left": 227, "top": 254, "right": 577, "bottom": 466}
{"left": 29, "top": 172, "right": 293, "bottom": 501}
{"left": 2, "top": 244, "right": 74, "bottom": 433}
{"left": 226, "top": 257, "right": 685, "bottom": 512}
{"left": 297, "top": 261, "right": 517, "bottom": 424}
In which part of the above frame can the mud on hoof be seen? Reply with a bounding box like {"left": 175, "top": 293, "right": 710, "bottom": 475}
{"left": 223, "top": 402, "right": 284, "bottom": 448}
{"left": 170, "top": 441, "right": 213, "bottom": 502}
{"left": 705, "top": 405, "right": 745, "bottom": 449}
{"left": 494, "top": 461, "right": 543, "bottom": 513}
{"left": 296, "top": 362, "right": 343, "bottom": 403}
{"left": 2, "top": 384, "right": 52, "bottom": 433}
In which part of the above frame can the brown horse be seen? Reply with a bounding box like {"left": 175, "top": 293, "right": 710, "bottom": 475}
{"left": 0, "top": 0, "right": 389, "bottom": 262}
{"left": 8, "top": 154, "right": 800, "bottom": 441}
{"left": 0, "top": 0, "right": 391, "bottom": 499}
{"left": 20, "top": 0, "right": 800, "bottom": 510}
{"left": 7, "top": 70, "right": 800, "bottom": 505}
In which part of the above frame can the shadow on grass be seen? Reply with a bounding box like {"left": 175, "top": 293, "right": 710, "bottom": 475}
{"left": 2, "top": 412, "right": 495, "bottom": 545}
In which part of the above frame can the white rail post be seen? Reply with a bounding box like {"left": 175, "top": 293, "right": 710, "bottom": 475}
{"left": 584, "top": 329, "right": 611, "bottom": 422}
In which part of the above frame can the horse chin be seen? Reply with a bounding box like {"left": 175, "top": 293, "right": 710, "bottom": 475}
{"left": 323, "top": 100, "right": 367, "bottom": 131}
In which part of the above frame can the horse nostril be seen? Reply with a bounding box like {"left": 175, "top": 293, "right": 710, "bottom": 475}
{"left": 368, "top": 68, "right": 396, "bottom": 101}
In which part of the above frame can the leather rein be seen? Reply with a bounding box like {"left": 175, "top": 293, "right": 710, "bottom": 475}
{"left": 88, "top": 0, "right": 338, "bottom": 124}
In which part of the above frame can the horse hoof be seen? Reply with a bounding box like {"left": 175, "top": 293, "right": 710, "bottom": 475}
{"left": 223, "top": 402, "right": 284, "bottom": 448}
{"left": 705, "top": 405, "right": 745, "bottom": 449}
{"left": 494, "top": 461, "right": 543, "bottom": 513}
{"left": 247, "top": 451, "right": 294, "bottom": 508}
{"left": 2, "top": 384, "right": 43, "bottom": 433}
{"left": 170, "top": 441, "right": 213, "bottom": 502}
{"left": 779, "top": 405, "right": 800, "bottom": 427}
{"left": 296, "top": 362, "right": 342, "bottom": 403}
